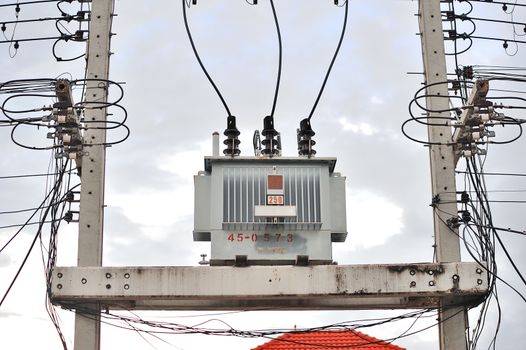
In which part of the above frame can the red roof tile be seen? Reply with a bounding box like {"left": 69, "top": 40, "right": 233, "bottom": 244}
{"left": 251, "top": 330, "right": 405, "bottom": 350}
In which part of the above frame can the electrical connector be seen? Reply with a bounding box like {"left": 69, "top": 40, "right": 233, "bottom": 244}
{"left": 461, "top": 210, "right": 471, "bottom": 223}
{"left": 447, "top": 216, "right": 460, "bottom": 229}
{"left": 460, "top": 191, "right": 470, "bottom": 203}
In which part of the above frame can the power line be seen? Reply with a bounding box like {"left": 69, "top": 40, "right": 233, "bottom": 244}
{"left": 0, "top": 170, "right": 76, "bottom": 180}
{"left": 456, "top": 170, "right": 526, "bottom": 177}
{"left": 181, "top": 0, "right": 232, "bottom": 117}
{"left": 269, "top": 0, "right": 281, "bottom": 118}
{"left": 0, "top": 161, "right": 69, "bottom": 307}
{"left": 0, "top": 0, "right": 62, "bottom": 7}
{"left": 307, "top": 0, "right": 349, "bottom": 121}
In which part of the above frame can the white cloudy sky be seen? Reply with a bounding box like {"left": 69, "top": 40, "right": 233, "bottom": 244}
{"left": 0, "top": 0, "right": 525, "bottom": 349}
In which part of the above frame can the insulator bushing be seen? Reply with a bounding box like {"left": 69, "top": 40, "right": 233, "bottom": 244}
{"left": 297, "top": 118, "right": 316, "bottom": 157}
{"left": 261, "top": 115, "right": 280, "bottom": 156}
{"left": 223, "top": 115, "right": 241, "bottom": 157}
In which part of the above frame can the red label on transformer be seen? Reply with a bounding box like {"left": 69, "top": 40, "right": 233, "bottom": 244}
{"left": 267, "top": 175, "right": 283, "bottom": 190}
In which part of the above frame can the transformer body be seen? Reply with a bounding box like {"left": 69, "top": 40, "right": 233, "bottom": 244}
{"left": 194, "top": 156, "right": 346, "bottom": 266}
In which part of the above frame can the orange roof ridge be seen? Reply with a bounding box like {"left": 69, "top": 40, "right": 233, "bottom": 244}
{"left": 251, "top": 329, "right": 406, "bottom": 350}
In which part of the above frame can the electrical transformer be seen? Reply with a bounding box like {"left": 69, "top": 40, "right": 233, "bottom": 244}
{"left": 193, "top": 137, "right": 347, "bottom": 266}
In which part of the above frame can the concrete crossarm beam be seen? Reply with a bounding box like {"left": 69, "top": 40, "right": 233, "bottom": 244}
{"left": 52, "top": 262, "right": 488, "bottom": 311}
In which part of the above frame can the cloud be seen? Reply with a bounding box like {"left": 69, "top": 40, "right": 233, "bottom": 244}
{"left": 104, "top": 199, "right": 205, "bottom": 267}
{"left": 107, "top": 141, "right": 209, "bottom": 231}
{"left": 0, "top": 254, "right": 12, "bottom": 268}
{"left": 0, "top": 310, "right": 20, "bottom": 318}
{"left": 345, "top": 189, "right": 404, "bottom": 249}
{"left": 370, "top": 95, "right": 384, "bottom": 105}
{"left": 338, "top": 117, "right": 378, "bottom": 136}
{"left": 158, "top": 141, "right": 210, "bottom": 181}
{"left": 110, "top": 187, "right": 193, "bottom": 229}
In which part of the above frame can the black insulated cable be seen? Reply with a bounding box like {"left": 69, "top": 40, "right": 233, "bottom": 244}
{"left": 182, "top": 0, "right": 232, "bottom": 117}
{"left": 0, "top": 0, "right": 62, "bottom": 8}
{"left": 307, "top": 0, "right": 349, "bottom": 121}
{"left": 269, "top": 0, "right": 281, "bottom": 118}
{"left": 0, "top": 170, "right": 75, "bottom": 180}
{"left": 465, "top": 0, "right": 526, "bottom": 9}
{"left": 0, "top": 160, "right": 70, "bottom": 307}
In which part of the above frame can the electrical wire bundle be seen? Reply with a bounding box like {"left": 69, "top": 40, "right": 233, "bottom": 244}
{"left": 403, "top": 84, "right": 526, "bottom": 348}
{"left": 0, "top": 0, "right": 90, "bottom": 59}
{"left": 404, "top": 2, "right": 526, "bottom": 349}
{"left": 437, "top": 151, "right": 526, "bottom": 349}
{"left": 442, "top": 0, "right": 526, "bottom": 57}
{"left": 0, "top": 77, "right": 128, "bottom": 349}
{"left": 0, "top": 156, "right": 77, "bottom": 349}
{"left": 0, "top": 78, "right": 127, "bottom": 349}
{"left": 65, "top": 306, "right": 452, "bottom": 349}
{"left": 0, "top": 78, "right": 129, "bottom": 164}
{"left": 0, "top": 1, "right": 124, "bottom": 348}
{"left": 402, "top": 78, "right": 526, "bottom": 149}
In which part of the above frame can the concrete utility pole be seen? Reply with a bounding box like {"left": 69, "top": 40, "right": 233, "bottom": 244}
{"left": 74, "top": 1, "right": 114, "bottom": 349}
{"left": 418, "top": 1, "right": 468, "bottom": 349}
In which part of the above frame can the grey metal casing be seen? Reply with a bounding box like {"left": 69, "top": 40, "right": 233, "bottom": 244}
{"left": 193, "top": 156, "right": 347, "bottom": 265}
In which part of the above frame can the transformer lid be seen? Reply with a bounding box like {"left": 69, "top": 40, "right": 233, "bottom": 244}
{"left": 203, "top": 156, "right": 337, "bottom": 173}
